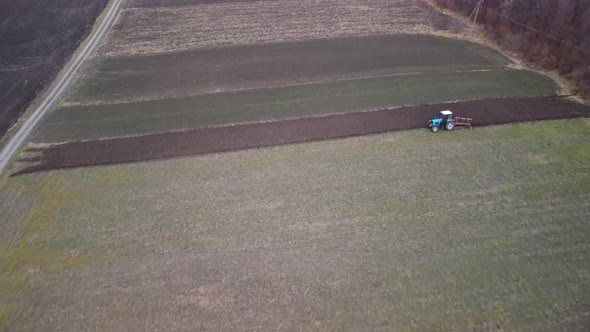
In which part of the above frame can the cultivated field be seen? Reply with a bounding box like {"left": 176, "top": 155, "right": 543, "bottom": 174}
{"left": 0, "top": 0, "right": 108, "bottom": 139}
{"left": 99, "top": 0, "right": 464, "bottom": 56}
{"left": 69, "top": 35, "right": 511, "bottom": 105}
{"left": 37, "top": 34, "right": 556, "bottom": 143}
{"left": 18, "top": 96, "right": 590, "bottom": 174}
{"left": 39, "top": 69, "right": 555, "bottom": 142}
{"left": 2, "top": 119, "right": 590, "bottom": 330}
{"left": 3, "top": 0, "right": 590, "bottom": 329}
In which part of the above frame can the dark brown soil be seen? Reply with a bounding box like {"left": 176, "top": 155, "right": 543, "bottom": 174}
{"left": 0, "top": 0, "right": 108, "bottom": 139}
{"left": 14, "top": 96, "right": 590, "bottom": 175}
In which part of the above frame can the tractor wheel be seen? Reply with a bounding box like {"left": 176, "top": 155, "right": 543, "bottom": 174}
{"left": 431, "top": 125, "right": 439, "bottom": 133}
{"left": 446, "top": 122, "right": 455, "bottom": 131}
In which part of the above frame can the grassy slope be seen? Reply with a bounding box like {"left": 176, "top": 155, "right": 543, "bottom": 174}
{"left": 37, "top": 69, "right": 555, "bottom": 142}
{"left": 3, "top": 118, "right": 590, "bottom": 330}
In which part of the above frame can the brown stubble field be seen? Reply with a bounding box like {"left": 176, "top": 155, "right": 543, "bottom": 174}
{"left": 99, "top": 0, "right": 464, "bottom": 56}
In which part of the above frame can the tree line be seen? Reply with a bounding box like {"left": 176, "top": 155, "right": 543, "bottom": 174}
{"left": 433, "top": 0, "right": 590, "bottom": 99}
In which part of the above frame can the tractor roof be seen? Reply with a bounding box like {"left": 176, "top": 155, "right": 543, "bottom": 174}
{"left": 440, "top": 110, "right": 453, "bottom": 115}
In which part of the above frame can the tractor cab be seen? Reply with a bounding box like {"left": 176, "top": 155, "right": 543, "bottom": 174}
{"left": 428, "top": 110, "right": 455, "bottom": 132}
{"left": 439, "top": 110, "right": 453, "bottom": 122}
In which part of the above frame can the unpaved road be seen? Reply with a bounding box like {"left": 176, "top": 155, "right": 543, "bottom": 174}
{"left": 0, "top": 0, "right": 122, "bottom": 176}
{"left": 15, "top": 96, "right": 590, "bottom": 175}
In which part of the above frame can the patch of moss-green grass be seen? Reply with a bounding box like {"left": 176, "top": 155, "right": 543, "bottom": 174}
{"left": 0, "top": 177, "right": 90, "bottom": 331}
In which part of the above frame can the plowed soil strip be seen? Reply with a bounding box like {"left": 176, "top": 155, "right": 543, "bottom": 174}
{"left": 15, "top": 96, "right": 590, "bottom": 175}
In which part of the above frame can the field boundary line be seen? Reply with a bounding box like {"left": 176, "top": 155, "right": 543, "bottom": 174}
{"left": 0, "top": 0, "right": 123, "bottom": 176}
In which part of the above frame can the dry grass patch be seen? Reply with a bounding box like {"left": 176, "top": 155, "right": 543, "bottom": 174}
{"left": 100, "top": 0, "right": 464, "bottom": 56}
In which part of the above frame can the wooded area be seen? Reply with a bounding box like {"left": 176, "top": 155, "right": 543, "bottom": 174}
{"left": 433, "top": 0, "right": 590, "bottom": 99}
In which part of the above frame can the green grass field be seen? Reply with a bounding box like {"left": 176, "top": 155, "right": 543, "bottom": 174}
{"left": 3, "top": 118, "right": 590, "bottom": 330}
{"left": 37, "top": 69, "right": 555, "bottom": 142}
{"left": 33, "top": 34, "right": 557, "bottom": 142}
{"left": 69, "top": 35, "right": 510, "bottom": 104}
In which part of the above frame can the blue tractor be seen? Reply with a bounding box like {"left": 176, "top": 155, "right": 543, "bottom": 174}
{"left": 428, "top": 110, "right": 455, "bottom": 132}
{"left": 428, "top": 110, "right": 473, "bottom": 132}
